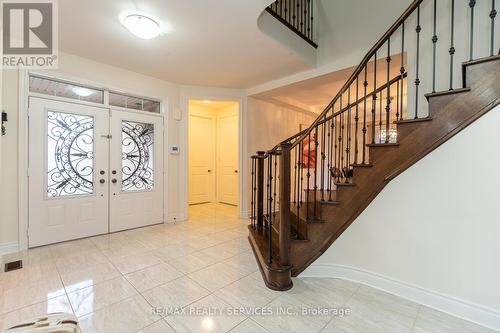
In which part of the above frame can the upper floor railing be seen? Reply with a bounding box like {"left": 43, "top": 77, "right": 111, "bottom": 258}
{"left": 266, "top": 0, "right": 318, "bottom": 48}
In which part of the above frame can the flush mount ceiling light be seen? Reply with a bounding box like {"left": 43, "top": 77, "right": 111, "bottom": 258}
{"left": 72, "top": 87, "right": 93, "bottom": 97}
{"left": 120, "top": 13, "right": 162, "bottom": 39}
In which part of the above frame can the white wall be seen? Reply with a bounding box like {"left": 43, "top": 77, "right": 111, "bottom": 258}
{"left": 302, "top": 105, "right": 500, "bottom": 330}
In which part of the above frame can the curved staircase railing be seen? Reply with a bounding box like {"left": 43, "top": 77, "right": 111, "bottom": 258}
{"left": 250, "top": 0, "right": 499, "bottom": 291}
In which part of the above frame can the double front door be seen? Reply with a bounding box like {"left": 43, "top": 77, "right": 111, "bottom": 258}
{"left": 28, "top": 97, "right": 164, "bottom": 247}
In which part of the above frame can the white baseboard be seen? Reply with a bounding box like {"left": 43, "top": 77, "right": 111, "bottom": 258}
{"left": 0, "top": 242, "right": 19, "bottom": 256}
{"left": 301, "top": 264, "right": 500, "bottom": 331}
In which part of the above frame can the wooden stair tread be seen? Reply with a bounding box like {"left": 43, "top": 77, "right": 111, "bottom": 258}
{"left": 366, "top": 143, "right": 400, "bottom": 147}
{"left": 351, "top": 163, "right": 373, "bottom": 168}
{"left": 394, "top": 117, "right": 432, "bottom": 124}
{"left": 334, "top": 182, "right": 356, "bottom": 187}
{"left": 424, "top": 87, "right": 470, "bottom": 100}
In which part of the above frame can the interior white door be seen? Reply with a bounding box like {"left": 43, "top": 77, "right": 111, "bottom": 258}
{"left": 109, "top": 110, "right": 164, "bottom": 232}
{"left": 189, "top": 113, "right": 215, "bottom": 204}
{"left": 217, "top": 112, "right": 238, "bottom": 205}
{"left": 28, "top": 97, "right": 109, "bottom": 247}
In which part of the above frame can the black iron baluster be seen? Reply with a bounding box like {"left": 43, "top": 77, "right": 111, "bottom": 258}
{"left": 362, "top": 66, "right": 368, "bottom": 163}
{"left": 273, "top": 154, "right": 277, "bottom": 219}
{"left": 314, "top": 126, "right": 318, "bottom": 217}
{"left": 333, "top": 113, "right": 338, "bottom": 185}
{"left": 379, "top": 90, "right": 383, "bottom": 143}
{"left": 354, "top": 76, "right": 359, "bottom": 165}
{"left": 469, "top": 0, "right": 476, "bottom": 61}
{"left": 372, "top": 52, "right": 377, "bottom": 144}
{"left": 449, "top": 0, "right": 455, "bottom": 90}
{"left": 321, "top": 115, "right": 326, "bottom": 201}
{"left": 297, "top": 0, "right": 304, "bottom": 34}
{"left": 251, "top": 157, "right": 255, "bottom": 228}
{"left": 310, "top": 0, "right": 314, "bottom": 41}
{"left": 299, "top": 141, "right": 303, "bottom": 232}
{"left": 386, "top": 38, "right": 391, "bottom": 143}
{"left": 268, "top": 155, "right": 272, "bottom": 264}
{"left": 491, "top": 0, "right": 497, "bottom": 56}
{"left": 338, "top": 96, "right": 343, "bottom": 183}
{"left": 295, "top": 142, "right": 301, "bottom": 237}
{"left": 304, "top": 0, "right": 311, "bottom": 38}
{"left": 293, "top": 146, "right": 297, "bottom": 205}
{"left": 415, "top": 4, "right": 421, "bottom": 118}
{"left": 306, "top": 132, "right": 311, "bottom": 222}
{"left": 432, "top": 0, "right": 438, "bottom": 93}
{"left": 396, "top": 79, "right": 400, "bottom": 123}
{"left": 346, "top": 86, "right": 352, "bottom": 181}
{"left": 327, "top": 112, "right": 333, "bottom": 201}
{"left": 400, "top": 22, "right": 405, "bottom": 121}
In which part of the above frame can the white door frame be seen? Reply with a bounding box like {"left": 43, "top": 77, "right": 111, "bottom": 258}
{"left": 17, "top": 70, "right": 168, "bottom": 250}
{"left": 182, "top": 95, "right": 247, "bottom": 219}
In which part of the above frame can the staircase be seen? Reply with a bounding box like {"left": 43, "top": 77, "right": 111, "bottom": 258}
{"left": 249, "top": 0, "right": 500, "bottom": 291}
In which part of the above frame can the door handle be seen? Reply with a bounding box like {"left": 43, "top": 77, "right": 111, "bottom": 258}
{"left": 234, "top": 170, "right": 238, "bottom": 173}
{"left": 112, "top": 179, "right": 117, "bottom": 184}
{"left": 208, "top": 170, "right": 212, "bottom": 173}
{"left": 99, "top": 179, "right": 105, "bottom": 184}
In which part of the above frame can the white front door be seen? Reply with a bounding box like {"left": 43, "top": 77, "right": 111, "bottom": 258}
{"left": 189, "top": 113, "right": 215, "bottom": 204}
{"left": 217, "top": 112, "right": 238, "bottom": 205}
{"left": 109, "top": 110, "right": 164, "bottom": 232}
{"left": 28, "top": 97, "right": 109, "bottom": 247}
{"left": 28, "top": 97, "right": 164, "bottom": 247}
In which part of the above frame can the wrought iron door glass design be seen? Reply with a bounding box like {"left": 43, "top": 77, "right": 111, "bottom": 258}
{"left": 47, "top": 111, "right": 94, "bottom": 197}
{"left": 121, "top": 120, "right": 155, "bottom": 192}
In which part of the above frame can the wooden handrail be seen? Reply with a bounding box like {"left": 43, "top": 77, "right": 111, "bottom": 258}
{"left": 290, "top": 0, "right": 422, "bottom": 149}
{"left": 276, "top": 72, "right": 407, "bottom": 149}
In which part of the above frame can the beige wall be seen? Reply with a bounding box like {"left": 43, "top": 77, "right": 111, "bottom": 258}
{"left": 245, "top": 97, "right": 315, "bottom": 215}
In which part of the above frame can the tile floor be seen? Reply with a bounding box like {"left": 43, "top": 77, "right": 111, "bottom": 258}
{"left": 0, "top": 203, "right": 497, "bottom": 333}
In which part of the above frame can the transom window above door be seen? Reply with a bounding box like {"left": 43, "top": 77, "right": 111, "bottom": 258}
{"left": 28, "top": 74, "right": 161, "bottom": 114}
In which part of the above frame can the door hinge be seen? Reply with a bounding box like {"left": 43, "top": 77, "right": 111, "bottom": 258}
{"left": 26, "top": 167, "right": 30, "bottom": 177}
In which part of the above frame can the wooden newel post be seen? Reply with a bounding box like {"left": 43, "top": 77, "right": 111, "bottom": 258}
{"left": 279, "top": 143, "right": 292, "bottom": 266}
{"left": 256, "top": 151, "right": 265, "bottom": 228}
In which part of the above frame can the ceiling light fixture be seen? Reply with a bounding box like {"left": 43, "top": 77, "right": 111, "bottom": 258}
{"left": 72, "top": 87, "right": 93, "bottom": 97}
{"left": 121, "top": 14, "right": 162, "bottom": 39}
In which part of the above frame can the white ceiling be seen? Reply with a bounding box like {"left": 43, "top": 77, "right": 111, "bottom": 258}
{"left": 58, "top": 0, "right": 312, "bottom": 89}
